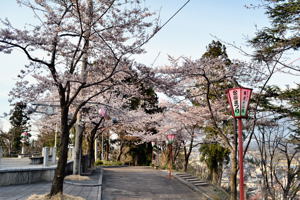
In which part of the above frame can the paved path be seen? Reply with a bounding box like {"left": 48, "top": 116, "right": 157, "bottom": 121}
{"left": 0, "top": 169, "right": 101, "bottom": 200}
{"left": 102, "top": 167, "right": 205, "bottom": 200}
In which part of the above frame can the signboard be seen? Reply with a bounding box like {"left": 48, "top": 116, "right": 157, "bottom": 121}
{"left": 227, "top": 88, "right": 241, "bottom": 117}
{"left": 227, "top": 88, "right": 252, "bottom": 118}
{"left": 241, "top": 89, "right": 252, "bottom": 116}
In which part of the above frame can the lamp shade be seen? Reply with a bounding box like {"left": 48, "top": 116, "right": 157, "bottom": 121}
{"left": 226, "top": 87, "right": 252, "bottom": 118}
{"left": 20, "top": 132, "right": 30, "bottom": 143}
{"left": 166, "top": 133, "right": 176, "bottom": 144}
{"left": 99, "top": 107, "right": 110, "bottom": 120}
{"left": 98, "top": 107, "right": 107, "bottom": 117}
{"left": 151, "top": 141, "right": 156, "bottom": 146}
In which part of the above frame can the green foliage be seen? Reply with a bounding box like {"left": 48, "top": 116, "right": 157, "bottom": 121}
{"left": 120, "top": 79, "right": 163, "bottom": 164}
{"left": 193, "top": 40, "right": 234, "bottom": 103}
{"left": 259, "top": 85, "right": 300, "bottom": 145}
{"left": 8, "top": 102, "right": 30, "bottom": 153}
{"left": 95, "top": 160, "right": 123, "bottom": 166}
{"left": 128, "top": 142, "right": 152, "bottom": 166}
{"left": 250, "top": 0, "right": 300, "bottom": 62}
{"left": 199, "top": 143, "right": 230, "bottom": 170}
{"left": 202, "top": 40, "right": 229, "bottom": 59}
{"left": 124, "top": 83, "right": 163, "bottom": 114}
{"left": 95, "top": 160, "right": 103, "bottom": 165}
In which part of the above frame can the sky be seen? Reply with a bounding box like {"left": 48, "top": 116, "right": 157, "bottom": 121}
{"left": 0, "top": 0, "right": 281, "bottom": 131}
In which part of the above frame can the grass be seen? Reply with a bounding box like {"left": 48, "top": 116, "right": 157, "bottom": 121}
{"left": 27, "top": 193, "right": 85, "bottom": 200}
{"left": 64, "top": 175, "right": 91, "bottom": 181}
{"left": 95, "top": 160, "right": 123, "bottom": 166}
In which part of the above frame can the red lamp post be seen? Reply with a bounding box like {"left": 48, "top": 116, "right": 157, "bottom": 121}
{"left": 227, "top": 87, "right": 252, "bottom": 200}
{"left": 166, "top": 133, "right": 176, "bottom": 178}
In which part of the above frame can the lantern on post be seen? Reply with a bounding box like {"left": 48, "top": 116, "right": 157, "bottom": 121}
{"left": 226, "top": 87, "right": 252, "bottom": 200}
{"left": 20, "top": 132, "right": 30, "bottom": 155}
{"left": 166, "top": 134, "right": 176, "bottom": 145}
{"left": 151, "top": 141, "right": 156, "bottom": 168}
{"left": 98, "top": 107, "right": 110, "bottom": 120}
{"left": 166, "top": 133, "right": 176, "bottom": 178}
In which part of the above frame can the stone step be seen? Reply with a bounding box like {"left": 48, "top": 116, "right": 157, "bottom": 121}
{"left": 194, "top": 182, "right": 209, "bottom": 186}
{"left": 189, "top": 180, "right": 206, "bottom": 184}
{"left": 177, "top": 175, "right": 194, "bottom": 178}
{"left": 183, "top": 176, "right": 198, "bottom": 180}
{"left": 186, "top": 178, "right": 200, "bottom": 181}
{"left": 176, "top": 173, "right": 187, "bottom": 176}
{"left": 176, "top": 173, "right": 192, "bottom": 177}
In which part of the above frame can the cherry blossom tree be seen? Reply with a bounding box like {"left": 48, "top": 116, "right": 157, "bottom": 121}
{"left": 153, "top": 101, "right": 207, "bottom": 172}
{"left": 145, "top": 41, "right": 252, "bottom": 199}
{"left": 142, "top": 37, "right": 293, "bottom": 199}
{"left": 0, "top": 0, "right": 161, "bottom": 196}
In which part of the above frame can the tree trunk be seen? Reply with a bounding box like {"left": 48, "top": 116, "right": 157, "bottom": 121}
{"left": 230, "top": 119, "right": 238, "bottom": 200}
{"left": 218, "top": 164, "right": 223, "bottom": 186}
{"left": 183, "top": 135, "right": 194, "bottom": 172}
{"left": 50, "top": 107, "right": 70, "bottom": 196}
{"left": 105, "top": 138, "right": 109, "bottom": 161}
{"left": 183, "top": 157, "right": 189, "bottom": 172}
{"left": 73, "top": 123, "right": 84, "bottom": 175}
{"left": 117, "top": 141, "right": 124, "bottom": 161}
{"left": 87, "top": 136, "right": 94, "bottom": 168}
{"left": 87, "top": 119, "right": 103, "bottom": 168}
{"left": 73, "top": 0, "right": 93, "bottom": 174}
{"left": 212, "top": 168, "right": 219, "bottom": 185}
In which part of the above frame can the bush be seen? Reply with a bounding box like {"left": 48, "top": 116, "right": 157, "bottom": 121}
{"left": 95, "top": 160, "right": 123, "bottom": 166}
{"left": 95, "top": 160, "right": 103, "bottom": 166}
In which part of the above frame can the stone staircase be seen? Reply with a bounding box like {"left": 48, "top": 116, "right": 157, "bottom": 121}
{"left": 174, "top": 173, "right": 229, "bottom": 200}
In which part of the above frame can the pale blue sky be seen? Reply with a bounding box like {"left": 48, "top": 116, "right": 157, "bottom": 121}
{"left": 0, "top": 0, "right": 270, "bottom": 130}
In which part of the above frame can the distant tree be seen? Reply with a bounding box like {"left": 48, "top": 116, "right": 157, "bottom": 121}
{"left": 249, "top": 84, "right": 300, "bottom": 199}
{"left": 199, "top": 142, "right": 230, "bottom": 185}
{"left": 254, "top": 121, "right": 299, "bottom": 200}
{"left": 7, "top": 102, "right": 30, "bottom": 155}
{"left": 0, "top": 131, "right": 10, "bottom": 156}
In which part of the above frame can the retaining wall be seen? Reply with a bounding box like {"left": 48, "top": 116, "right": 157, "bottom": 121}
{"left": 0, "top": 161, "right": 73, "bottom": 186}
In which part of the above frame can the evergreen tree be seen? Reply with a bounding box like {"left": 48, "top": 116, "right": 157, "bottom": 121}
{"left": 8, "top": 102, "right": 30, "bottom": 154}
{"left": 250, "top": 0, "right": 300, "bottom": 66}
{"left": 192, "top": 41, "right": 232, "bottom": 185}
{"left": 199, "top": 143, "right": 230, "bottom": 185}
{"left": 119, "top": 75, "right": 163, "bottom": 165}
{"left": 259, "top": 85, "right": 300, "bottom": 145}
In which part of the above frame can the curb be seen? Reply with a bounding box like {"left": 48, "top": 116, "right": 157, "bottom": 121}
{"left": 64, "top": 180, "right": 102, "bottom": 187}
{"left": 97, "top": 167, "right": 103, "bottom": 200}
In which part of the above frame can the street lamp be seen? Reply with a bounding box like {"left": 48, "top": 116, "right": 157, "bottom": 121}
{"left": 166, "top": 133, "right": 176, "bottom": 178}
{"left": 20, "top": 132, "right": 30, "bottom": 155}
{"left": 227, "top": 87, "right": 252, "bottom": 200}
{"left": 99, "top": 107, "right": 107, "bottom": 160}
{"left": 98, "top": 107, "right": 111, "bottom": 160}
{"left": 99, "top": 107, "right": 110, "bottom": 120}
{"left": 151, "top": 141, "right": 156, "bottom": 167}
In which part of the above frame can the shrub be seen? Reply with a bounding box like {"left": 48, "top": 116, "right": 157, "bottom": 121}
{"left": 95, "top": 160, "right": 103, "bottom": 166}
{"left": 95, "top": 160, "right": 123, "bottom": 166}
